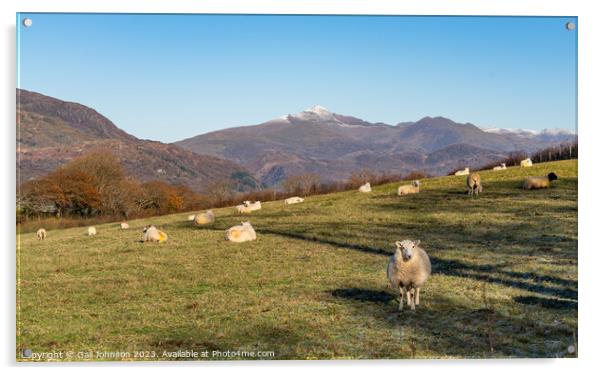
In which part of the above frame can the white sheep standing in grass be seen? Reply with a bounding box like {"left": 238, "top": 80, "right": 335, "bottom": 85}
{"left": 467, "top": 172, "right": 483, "bottom": 196}
{"left": 358, "top": 182, "right": 371, "bottom": 193}
{"left": 187, "top": 214, "right": 196, "bottom": 221}
{"left": 120, "top": 222, "right": 129, "bottom": 229}
{"left": 387, "top": 239, "right": 432, "bottom": 311}
{"left": 36, "top": 228, "right": 47, "bottom": 240}
{"left": 492, "top": 163, "right": 506, "bottom": 171}
{"left": 225, "top": 221, "right": 257, "bottom": 243}
{"left": 397, "top": 180, "right": 420, "bottom": 196}
{"left": 87, "top": 226, "right": 97, "bottom": 236}
{"left": 284, "top": 196, "right": 304, "bottom": 205}
{"left": 520, "top": 158, "right": 533, "bottom": 167}
{"left": 142, "top": 225, "right": 168, "bottom": 243}
{"left": 194, "top": 210, "right": 215, "bottom": 225}
{"left": 523, "top": 172, "right": 558, "bottom": 190}
{"left": 454, "top": 168, "right": 470, "bottom": 176}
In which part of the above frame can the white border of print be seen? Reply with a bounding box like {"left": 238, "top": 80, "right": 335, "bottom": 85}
{"left": 1, "top": 1, "right": 599, "bottom": 375}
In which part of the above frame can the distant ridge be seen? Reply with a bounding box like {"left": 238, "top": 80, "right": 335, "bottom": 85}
{"left": 176, "top": 106, "right": 576, "bottom": 186}
{"left": 17, "top": 89, "right": 259, "bottom": 192}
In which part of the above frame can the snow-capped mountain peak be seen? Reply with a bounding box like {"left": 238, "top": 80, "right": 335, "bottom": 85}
{"left": 482, "top": 127, "right": 538, "bottom": 137}
{"left": 306, "top": 105, "right": 330, "bottom": 114}
{"left": 291, "top": 105, "right": 338, "bottom": 122}
{"left": 539, "top": 128, "right": 576, "bottom": 136}
{"left": 481, "top": 127, "right": 575, "bottom": 137}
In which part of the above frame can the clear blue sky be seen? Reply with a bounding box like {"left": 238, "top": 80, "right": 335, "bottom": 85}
{"left": 17, "top": 14, "right": 577, "bottom": 142}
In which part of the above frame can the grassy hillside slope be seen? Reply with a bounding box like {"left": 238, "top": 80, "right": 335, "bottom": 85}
{"left": 17, "top": 160, "right": 578, "bottom": 360}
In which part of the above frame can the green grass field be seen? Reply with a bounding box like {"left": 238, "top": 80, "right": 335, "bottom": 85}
{"left": 17, "top": 160, "right": 578, "bottom": 360}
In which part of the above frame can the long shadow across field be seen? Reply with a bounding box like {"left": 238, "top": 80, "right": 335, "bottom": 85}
{"left": 260, "top": 220, "right": 577, "bottom": 302}
{"left": 328, "top": 287, "right": 576, "bottom": 358}
{"left": 204, "top": 195, "right": 577, "bottom": 302}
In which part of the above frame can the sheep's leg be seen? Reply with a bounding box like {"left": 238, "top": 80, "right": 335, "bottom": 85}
{"left": 415, "top": 287, "right": 420, "bottom": 305}
{"left": 406, "top": 289, "right": 416, "bottom": 310}
{"left": 398, "top": 286, "right": 404, "bottom": 311}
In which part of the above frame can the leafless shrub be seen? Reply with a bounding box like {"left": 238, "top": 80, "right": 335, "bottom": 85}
{"left": 281, "top": 173, "right": 321, "bottom": 196}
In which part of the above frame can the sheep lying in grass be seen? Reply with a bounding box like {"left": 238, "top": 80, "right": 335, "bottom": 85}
{"left": 523, "top": 172, "right": 558, "bottom": 190}
{"left": 397, "top": 180, "right": 420, "bottom": 196}
{"left": 520, "top": 158, "right": 533, "bottom": 167}
{"left": 194, "top": 210, "right": 215, "bottom": 225}
{"left": 243, "top": 201, "right": 262, "bottom": 211}
{"left": 359, "top": 182, "right": 371, "bottom": 193}
{"left": 120, "top": 222, "right": 129, "bottom": 229}
{"left": 387, "top": 239, "right": 431, "bottom": 311}
{"left": 284, "top": 196, "right": 304, "bottom": 205}
{"left": 87, "top": 226, "right": 97, "bottom": 236}
{"left": 187, "top": 214, "right": 196, "bottom": 221}
{"left": 236, "top": 204, "right": 253, "bottom": 214}
{"left": 225, "top": 221, "right": 257, "bottom": 243}
{"left": 142, "top": 225, "right": 168, "bottom": 243}
{"left": 492, "top": 163, "right": 506, "bottom": 171}
{"left": 454, "top": 168, "right": 470, "bottom": 176}
{"left": 36, "top": 228, "right": 47, "bottom": 240}
{"left": 467, "top": 172, "right": 483, "bottom": 196}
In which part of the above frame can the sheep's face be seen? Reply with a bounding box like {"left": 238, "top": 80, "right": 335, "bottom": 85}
{"left": 241, "top": 221, "right": 251, "bottom": 227}
{"left": 142, "top": 225, "right": 156, "bottom": 233}
{"left": 395, "top": 239, "right": 421, "bottom": 261}
{"left": 548, "top": 172, "right": 558, "bottom": 181}
{"left": 413, "top": 180, "right": 420, "bottom": 187}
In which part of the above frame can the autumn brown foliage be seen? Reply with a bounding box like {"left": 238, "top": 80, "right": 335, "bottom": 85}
{"left": 18, "top": 150, "right": 206, "bottom": 222}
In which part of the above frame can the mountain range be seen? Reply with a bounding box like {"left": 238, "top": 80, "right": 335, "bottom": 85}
{"left": 17, "top": 90, "right": 575, "bottom": 190}
{"left": 176, "top": 105, "right": 576, "bottom": 186}
{"left": 17, "top": 89, "right": 259, "bottom": 192}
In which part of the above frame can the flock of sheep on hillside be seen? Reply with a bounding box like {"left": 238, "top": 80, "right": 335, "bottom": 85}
{"left": 34, "top": 157, "right": 559, "bottom": 312}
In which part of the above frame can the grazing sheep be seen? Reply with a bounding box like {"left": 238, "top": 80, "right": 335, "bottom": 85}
{"left": 225, "top": 221, "right": 257, "bottom": 243}
{"left": 194, "top": 210, "right": 215, "bottom": 225}
{"left": 387, "top": 239, "right": 432, "bottom": 311}
{"left": 120, "top": 222, "right": 129, "bottom": 229}
{"left": 520, "top": 158, "right": 533, "bottom": 167}
{"left": 359, "top": 182, "right": 372, "bottom": 193}
{"left": 467, "top": 172, "right": 483, "bottom": 196}
{"left": 397, "top": 180, "right": 420, "bottom": 196}
{"left": 284, "top": 196, "right": 304, "bottom": 205}
{"left": 492, "top": 163, "right": 507, "bottom": 171}
{"left": 36, "top": 228, "right": 47, "bottom": 240}
{"left": 523, "top": 172, "right": 558, "bottom": 190}
{"left": 87, "top": 226, "right": 97, "bottom": 236}
{"left": 187, "top": 214, "right": 196, "bottom": 221}
{"left": 454, "top": 168, "right": 470, "bottom": 176}
{"left": 142, "top": 225, "right": 168, "bottom": 243}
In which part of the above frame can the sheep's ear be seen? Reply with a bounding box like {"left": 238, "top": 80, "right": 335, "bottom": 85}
{"left": 395, "top": 241, "right": 403, "bottom": 248}
{"left": 414, "top": 240, "right": 421, "bottom": 247}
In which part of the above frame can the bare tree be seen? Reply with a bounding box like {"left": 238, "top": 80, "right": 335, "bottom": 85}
{"left": 206, "top": 179, "right": 233, "bottom": 205}
{"left": 347, "top": 169, "right": 376, "bottom": 188}
{"left": 282, "top": 173, "right": 321, "bottom": 196}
